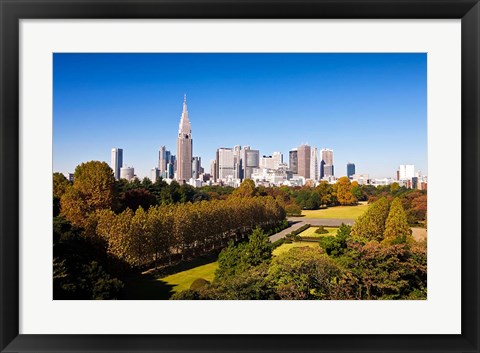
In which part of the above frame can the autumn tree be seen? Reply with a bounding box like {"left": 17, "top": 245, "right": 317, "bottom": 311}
{"left": 350, "top": 197, "right": 390, "bottom": 242}
{"left": 60, "top": 161, "right": 115, "bottom": 227}
{"left": 232, "top": 179, "right": 256, "bottom": 198}
{"left": 383, "top": 198, "right": 412, "bottom": 244}
{"left": 53, "top": 172, "right": 71, "bottom": 199}
{"left": 335, "top": 177, "right": 357, "bottom": 206}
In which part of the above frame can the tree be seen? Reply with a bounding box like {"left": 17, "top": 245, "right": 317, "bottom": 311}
{"left": 383, "top": 198, "right": 412, "bottom": 244}
{"left": 319, "top": 223, "right": 351, "bottom": 256}
{"left": 53, "top": 172, "right": 71, "bottom": 199}
{"left": 267, "top": 247, "right": 342, "bottom": 300}
{"left": 232, "top": 179, "right": 257, "bottom": 198}
{"left": 316, "top": 181, "right": 333, "bottom": 206}
{"left": 350, "top": 197, "right": 390, "bottom": 242}
{"left": 60, "top": 161, "right": 115, "bottom": 227}
{"left": 335, "top": 177, "right": 357, "bottom": 206}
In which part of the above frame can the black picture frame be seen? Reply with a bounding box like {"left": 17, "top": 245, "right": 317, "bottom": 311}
{"left": 1, "top": 0, "right": 479, "bottom": 352}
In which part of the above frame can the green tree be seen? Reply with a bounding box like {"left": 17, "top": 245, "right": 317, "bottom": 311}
{"left": 267, "top": 247, "right": 342, "bottom": 300}
{"left": 350, "top": 197, "right": 390, "bottom": 242}
{"left": 383, "top": 198, "right": 412, "bottom": 244}
{"left": 53, "top": 172, "right": 71, "bottom": 199}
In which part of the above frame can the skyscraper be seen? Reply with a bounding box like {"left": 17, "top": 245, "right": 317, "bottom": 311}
{"left": 176, "top": 95, "right": 193, "bottom": 183}
{"left": 217, "top": 148, "right": 235, "bottom": 181}
{"left": 151, "top": 167, "right": 160, "bottom": 182}
{"left": 192, "top": 156, "right": 202, "bottom": 179}
{"left": 210, "top": 159, "right": 218, "bottom": 182}
{"left": 289, "top": 148, "right": 298, "bottom": 174}
{"left": 399, "top": 164, "right": 415, "bottom": 180}
{"left": 310, "top": 147, "right": 319, "bottom": 181}
{"left": 297, "top": 144, "right": 311, "bottom": 179}
{"left": 272, "top": 152, "right": 283, "bottom": 169}
{"left": 240, "top": 146, "right": 259, "bottom": 180}
{"left": 347, "top": 162, "right": 356, "bottom": 179}
{"left": 158, "top": 146, "right": 168, "bottom": 175}
{"left": 320, "top": 148, "right": 334, "bottom": 178}
{"left": 111, "top": 148, "right": 123, "bottom": 180}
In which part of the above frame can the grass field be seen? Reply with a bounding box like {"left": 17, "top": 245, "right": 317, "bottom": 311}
{"left": 298, "top": 226, "right": 337, "bottom": 238}
{"left": 158, "top": 262, "right": 219, "bottom": 294}
{"left": 272, "top": 241, "right": 320, "bottom": 256}
{"left": 301, "top": 204, "right": 368, "bottom": 219}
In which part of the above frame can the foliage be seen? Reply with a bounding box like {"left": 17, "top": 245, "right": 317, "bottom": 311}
{"left": 350, "top": 197, "right": 390, "bottom": 242}
{"left": 190, "top": 278, "right": 211, "bottom": 291}
{"left": 215, "top": 227, "right": 272, "bottom": 281}
{"left": 53, "top": 172, "right": 71, "bottom": 199}
{"left": 383, "top": 198, "right": 412, "bottom": 244}
{"left": 53, "top": 216, "right": 124, "bottom": 299}
{"left": 60, "top": 161, "right": 115, "bottom": 227}
{"left": 232, "top": 179, "right": 257, "bottom": 198}
{"left": 267, "top": 247, "right": 342, "bottom": 300}
{"left": 315, "top": 226, "right": 329, "bottom": 234}
{"left": 337, "top": 242, "right": 427, "bottom": 299}
{"left": 318, "top": 223, "right": 351, "bottom": 256}
{"left": 334, "top": 177, "right": 358, "bottom": 206}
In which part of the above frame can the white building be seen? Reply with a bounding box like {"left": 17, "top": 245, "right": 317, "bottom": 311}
{"left": 120, "top": 166, "right": 135, "bottom": 181}
{"left": 217, "top": 148, "right": 236, "bottom": 181}
{"left": 399, "top": 164, "right": 415, "bottom": 180}
{"left": 310, "top": 147, "right": 319, "bottom": 181}
{"left": 150, "top": 167, "right": 160, "bottom": 182}
{"left": 111, "top": 148, "right": 123, "bottom": 180}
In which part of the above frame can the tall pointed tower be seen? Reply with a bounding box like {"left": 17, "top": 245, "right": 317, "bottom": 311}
{"left": 176, "top": 95, "right": 193, "bottom": 182}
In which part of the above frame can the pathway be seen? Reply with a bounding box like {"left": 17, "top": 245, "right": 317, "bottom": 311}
{"left": 268, "top": 217, "right": 355, "bottom": 242}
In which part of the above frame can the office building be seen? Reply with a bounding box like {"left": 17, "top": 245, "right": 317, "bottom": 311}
{"left": 297, "top": 144, "right": 311, "bottom": 179}
{"left": 310, "top": 147, "right": 319, "bottom": 181}
{"left": 192, "top": 156, "right": 202, "bottom": 179}
{"left": 120, "top": 166, "right": 135, "bottom": 181}
{"left": 347, "top": 162, "right": 356, "bottom": 179}
{"left": 158, "top": 146, "right": 168, "bottom": 174}
{"left": 151, "top": 167, "right": 160, "bottom": 182}
{"left": 320, "top": 148, "right": 334, "bottom": 178}
{"left": 176, "top": 95, "right": 193, "bottom": 183}
{"left": 241, "top": 146, "right": 260, "bottom": 180}
{"left": 289, "top": 148, "right": 298, "bottom": 174}
{"left": 399, "top": 164, "right": 415, "bottom": 180}
{"left": 210, "top": 160, "right": 218, "bottom": 182}
{"left": 111, "top": 148, "right": 123, "bottom": 180}
{"left": 217, "top": 148, "right": 236, "bottom": 181}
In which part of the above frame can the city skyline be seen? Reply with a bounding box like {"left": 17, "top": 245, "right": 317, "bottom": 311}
{"left": 53, "top": 53, "right": 427, "bottom": 179}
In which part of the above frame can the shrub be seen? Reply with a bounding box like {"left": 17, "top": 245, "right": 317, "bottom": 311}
{"left": 315, "top": 226, "right": 329, "bottom": 234}
{"left": 190, "top": 278, "right": 210, "bottom": 291}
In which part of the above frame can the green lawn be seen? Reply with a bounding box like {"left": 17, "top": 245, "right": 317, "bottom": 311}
{"left": 298, "top": 226, "right": 337, "bottom": 238}
{"left": 301, "top": 203, "right": 368, "bottom": 219}
{"left": 272, "top": 241, "right": 320, "bottom": 256}
{"left": 158, "top": 261, "right": 219, "bottom": 294}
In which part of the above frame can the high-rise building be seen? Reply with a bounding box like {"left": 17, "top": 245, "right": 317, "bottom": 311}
{"left": 260, "top": 156, "right": 275, "bottom": 169}
{"left": 320, "top": 148, "right": 334, "bottom": 178}
{"left": 158, "top": 146, "right": 168, "bottom": 174}
{"left": 289, "top": 148, "right": 298, "bottom": 174}
{"left": 120, "top": 166, "right": 134, "bottom": 181}
{"left": 399, "top": 164, "right": 415, "bottom": 180}
{"left": 297, "top": 144, "right": 311, "bottom": 179}
{"left": 347, "top": 162, "right": 356, "bottom": 179}
{"left": 151, "top": 167, "right": 160, "bottom": 182}
{"left": 217, "top": 148, "right": 235, "bottom": 181}
{"left": 272, "top": 152, "right": 283, "bottom": 169}
{"left": 310, "top": 147, "right": 319, "bottom": 181}
{"left": 210, "top": 160, "right": 218, "bottom": 182}
{"left": 176, "top": 95, "right": 193, "bottom": 183}
{"left": 111, "top": 148, "right": 123, "bottom": 180}
{"left": 192, "top": 156, "right": 202, "bottom": 179}
{"left": 241, "top": 146, "right": 260, "bottom": 180}
{"left": 233, "top": 145, "right": 242, "bottom": 179}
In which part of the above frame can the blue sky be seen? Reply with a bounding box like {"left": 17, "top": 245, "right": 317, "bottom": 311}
{"left": 53, "top": 53, "right": 427, "bottom": 179}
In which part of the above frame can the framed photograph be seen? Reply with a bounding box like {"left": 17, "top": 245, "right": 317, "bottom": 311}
{"left": 1, "top": 0, "right": 479, "bottom": 352}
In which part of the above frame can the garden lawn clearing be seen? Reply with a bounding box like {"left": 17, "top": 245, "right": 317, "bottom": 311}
{"left": 298, "top": 226, "right": 337, "bottom": 238}
{"left": 158, "top": 261, "right": 219, "bottom": 294}
{"left": 301, "top": 204, "right": 368, "bottom": 219}
{"left": 272, "top": 241, "right": 320, "bottom": 256}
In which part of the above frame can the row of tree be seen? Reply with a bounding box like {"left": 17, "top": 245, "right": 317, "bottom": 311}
{"left": 94, "top": 196, "right": 286, "bottom": 268}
